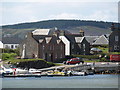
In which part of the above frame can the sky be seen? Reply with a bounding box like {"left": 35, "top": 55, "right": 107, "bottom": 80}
{"left": 0, "top": 0, "right": 120, "bottom": 25}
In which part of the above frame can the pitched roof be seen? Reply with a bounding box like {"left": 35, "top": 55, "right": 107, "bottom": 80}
{"left": 92, "top": 35, "right": 109, "bottom": 45}
{"left": 75, "top": 37, "right": 84, "bottom": 43}
{"left": 33, "top": 35, "right": 51, "bottom": 42}
{"left": 2, "top": 37, "right": 22, "bottom": 44}
{"left": 32, "top": 29, "right": 50, "bottom": 35}
{"left": 84, "top": 36, "right": 99, "bottom": 45}
{"left": 65, "top": 34, "right": 82, "bottom": 43}
{"left": 39, "top": 39, "right": 44, "bottom": 43}
{"left": 45, "top": 37, "right": 52, "bottom": 43}
{"left": 57, "top": 39, "right": 62, "bottom": 44}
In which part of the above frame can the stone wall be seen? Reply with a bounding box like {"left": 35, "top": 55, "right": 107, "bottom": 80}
{"left": 16, "top": 60, "right": 55, "bottom": 69}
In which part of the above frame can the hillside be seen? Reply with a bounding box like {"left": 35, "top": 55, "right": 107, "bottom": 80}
{"left": 2, "top": 20, "right": 114, "bottom": 29}
{"left": 1, "top": 20, "right": 118, "bottom": 39}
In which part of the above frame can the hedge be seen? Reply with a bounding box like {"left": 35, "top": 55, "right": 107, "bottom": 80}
{"left": 2, "top": 53, "right": 17, "bottom": 60}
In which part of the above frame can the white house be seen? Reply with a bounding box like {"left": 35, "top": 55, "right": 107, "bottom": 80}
{"left": 59, "top": 33, "right": 90, "bottom": 55}
{"left": 2, "top": 37, "right": 22, "bottom": 49}
{"left": 0, "top": 41, "right": 3, "bottom": 49}
{"left": 59, "top": 36, "right": 70, "bottom": 55}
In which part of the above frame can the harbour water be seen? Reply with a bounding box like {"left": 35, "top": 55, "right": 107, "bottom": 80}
{"left": 2, "top": 74, "right": 119, "bottom": 88}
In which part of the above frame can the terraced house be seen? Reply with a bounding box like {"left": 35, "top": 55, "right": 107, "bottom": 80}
{"left": 20, "top": 28, "right": 90, "bottom": 62}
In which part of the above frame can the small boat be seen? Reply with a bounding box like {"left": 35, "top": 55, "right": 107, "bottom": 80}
{"left": 47, "top": 70, "right": 65, "bottom": 77}
{"left": 29, "top": 68, "right": 41, "bottom": 74}
{"left": 4, "top": 74, "right": 41, "bottom": 78}
{"left": 71, "top": 71, "right": 86, "bottom": 76}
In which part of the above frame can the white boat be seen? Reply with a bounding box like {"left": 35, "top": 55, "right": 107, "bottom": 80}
{"left": 29, "top": 68, "right": 41, "bottom": 74}
{"left": 71, "top": 71, "right": 86, "bottom": 76}
{"left": 15, "top": 68, "right": 28, "bottom": 74}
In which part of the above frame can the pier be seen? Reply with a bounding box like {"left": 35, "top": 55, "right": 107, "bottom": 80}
{"left": 39, "top": 62, "right": 120, "bottom": 74}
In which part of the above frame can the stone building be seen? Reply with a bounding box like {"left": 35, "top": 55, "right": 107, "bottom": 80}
{"left": 109, "top": 24, "right": 120, "bottom": 52}
{"left": 20, "top": 32, "right": 65, "bottom": 62}
{"left": 20, "top": 28, "right": 90, "bottom": 62}
{"left": 59, "top": 30, "right": 90, "bottom": 55}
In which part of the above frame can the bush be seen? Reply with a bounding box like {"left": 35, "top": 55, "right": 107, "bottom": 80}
{"left": 54, "top": 58, "right": 68, "bottom": 63}
{"left": 2, "top": 53, "right": 17, "bottom": 60}
{"left": 100, "top": 57, "right": 110, "bottom": 62}
{"left": 2, "top": 48, "right": 20, "bottom": 56}
{"left": 7, "top": 58, "right": 44, "bottom": 64}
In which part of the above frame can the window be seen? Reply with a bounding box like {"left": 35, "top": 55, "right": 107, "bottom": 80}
{"left": 114, "top": 45, "right": 119, "bottom": 50}
{"left": 11, "top": 45, "right": 14, "bottom": 49}
{"left": 72, "top": 44, "right": 74, "bottom": 49}
{"left": 43, "top": 45, "right": 45, "bottom": 50}
{"left": 115, "top": 36, "right": 118, "bottom": 41}
{"left": 83, "top": 44, "right": 86, "bottom": 51}
{"left": 55, "top": 54, "right": 57, "bottom": 58}
{"left": 5, "top": 45, "right": 9, "bottom": 49}
{"left": 15, "top": 45, "right": 18, "bottom": 48}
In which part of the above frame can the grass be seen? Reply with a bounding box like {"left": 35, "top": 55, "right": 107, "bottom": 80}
{"left": 84, "top": 60, "right": 96, "bottom": 63}
{"left": 2, "top": 53, "right": 17, "bottom": 60}
{"left": 5, "top": 58, "right": 44, "bottom": 64}
{"left": 3, "top": 58, "right": 62, "bottom": 66}
{"left": 98, "top": 47, "right": 109, "bottom": 53}
{"left": 109, "top": 52, "right": 120, "bottom": 54}
{"left": 47, "top": 62, "right": 62, "bottom": 66}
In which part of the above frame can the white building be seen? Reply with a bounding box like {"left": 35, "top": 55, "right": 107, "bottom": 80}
{"left": 0, "top": 41, "right": 3, "bottom": 49}
{"left": 2, "top": 37, "right": 22, "bottom": 49}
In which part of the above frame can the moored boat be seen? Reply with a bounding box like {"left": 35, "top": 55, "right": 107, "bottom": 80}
{"left": 3, "top": 73, "right": 41, "bottom": 78}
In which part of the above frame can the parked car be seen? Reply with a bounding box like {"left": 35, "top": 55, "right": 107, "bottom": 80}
{"left": 90, "top": 48, "right": 102, "bottom": 54}
{"left": 1, "top": 65, "right": 13, "bottom": 75}
{"left": 110, "top": 54, "right": 120, "bottom": 62}
{"left": 63, "top": 57, "right": 84, "bottom": 65}
{"left": 0, "top": 67, "right": 4, "bottom": 75}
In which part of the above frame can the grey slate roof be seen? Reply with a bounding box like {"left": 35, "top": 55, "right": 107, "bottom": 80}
{"left": 65, "top": 34, "right": 82, "bottom": 43}
{"left": 32, "top": 29, "right": 51, "bottom": 35}
{"left": 33, "top": 35, "right": 51, "bottom": 42}
{"left": 84, "top": 36, "right": 99, "bottom": 45}
{"left": 2, "top": 37, "right": 22, "bottom": 44}
{"left": 92, "top": 35, "right": 109, "bottom": 45}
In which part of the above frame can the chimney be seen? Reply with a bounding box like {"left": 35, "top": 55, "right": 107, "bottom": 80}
{"left": 79, "top": 29, "right": 84, "bottom": 36}
{"left": 111, "top": 23, "right": 115, "bottom": 31}
{"left": 60, "top": 30, "right": 65, "bottom": 36}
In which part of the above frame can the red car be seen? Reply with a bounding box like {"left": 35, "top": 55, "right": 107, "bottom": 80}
{"left": 65, "top": 58, "right": 84, "bottom": 64}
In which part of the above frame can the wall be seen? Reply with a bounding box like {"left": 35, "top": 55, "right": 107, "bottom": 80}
{"left": 3, "top": 44, "right": 19, "bottom": 49}
{"left": 20, "top": 33, "right": 39, "bottom": 59}
{"left": 59, "top": 36, "right": 70, "bottom": 55}
{"left": 109, "top": 30, "right": 120, "bottom": 52}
